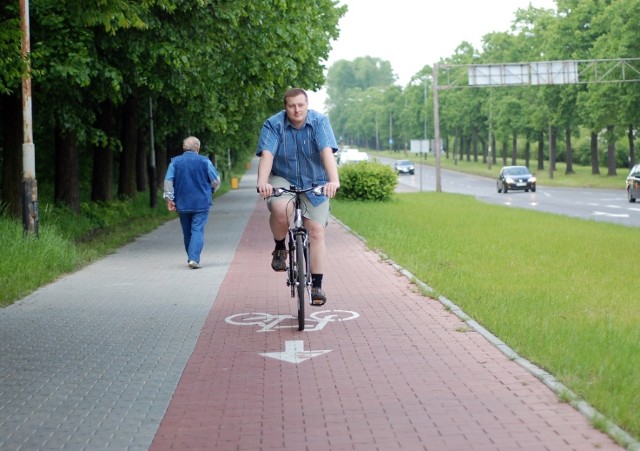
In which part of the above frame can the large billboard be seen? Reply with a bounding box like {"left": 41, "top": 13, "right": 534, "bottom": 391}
{"left": 468, "top": 61, "right": 579, "bottom": 86}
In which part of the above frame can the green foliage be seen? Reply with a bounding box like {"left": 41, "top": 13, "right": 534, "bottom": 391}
{"left": 337, "top": 160, "right": 397, "bottom": 201}
{"left": 80, "top": 199, "right": 133, "bottom": 229}
{"left": 0, "top": 215, "right": 79, "bottom": 305}
{"left": 0, "top": 10, "right": 22, "bottom": 95}
{"left": 0, "top": 0, "right": 347, "bottom": 211}
{"left": 331, "top": 192, "right": 640, "bottom": 441}
{"left": 326, "top": 56, "right": 396, "bottom": 102}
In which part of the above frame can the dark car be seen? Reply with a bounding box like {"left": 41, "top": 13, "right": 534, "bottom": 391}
{"left": 394, "top": 159, "right": 415, "bottom": 175}
{"left": 497, "top": 166, "right": 536, "bottom": 193}
{"left": 626, "top": 163, "right": 640, "bottom": 202}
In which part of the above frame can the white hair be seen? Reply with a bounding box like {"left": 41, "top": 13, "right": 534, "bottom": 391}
{"left": 182, "top": 136, "right": 200, "bottom": 151}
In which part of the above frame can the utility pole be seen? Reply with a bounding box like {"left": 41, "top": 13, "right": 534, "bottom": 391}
{"left": 389, "top": 112, "right": 393, "bottom": 151}
{"left": 432, "top": 64, "right": 442, "bottom": 192}
{"left": 148, "top": 98, "right": 157, "bottom": 208}
{"left": 21, "top": 0, "right": 39, "bottom": 236}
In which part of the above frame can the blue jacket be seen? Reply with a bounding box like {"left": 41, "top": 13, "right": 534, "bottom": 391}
{"left": 165, "top": 151, "right": 220, "bottom": 212}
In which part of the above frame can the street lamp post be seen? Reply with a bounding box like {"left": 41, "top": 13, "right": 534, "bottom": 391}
{"left": 20, "top": 0, "right": 38, "bottom": 236}
{"left": 421, "top": 75, "right": 429, "bottom": 192}
{"left": 389, "top": 112, "right": 393, "bottom": 151}
{"left": 423, "top": 77, "right": 428, "bottom": 149}
{"left": 375, "top": 114, "right": 379, "bottom": 150}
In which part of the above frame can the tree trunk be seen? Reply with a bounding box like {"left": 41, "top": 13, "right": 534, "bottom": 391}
{"left": 54, "top": 126, "right": 80, "bottom": 212}
{"left": 550, "top": 126, "right": 557, "bottom": 172}
{"left": 91, "top": 102, "right": 115, "bottom": 202}
{"left": 606, "top": 125, "right": 617, "bottom": 176}
{"left": 537, "top": 131, "right": 544, "bottom": 171}
{"left": 482, "top": 135, "right": 487, "bottom": 164}
{"left": 628, "top": 124, "right": 635, "bottom": 168}
{"left": 524, "top": 133, "right": 531, "bottom": 169}
{"left": 465, "top": 136, "right": 471, "bottom": 161}
{"left": 118, "top": 96, "right": 139, "bottom": 199}
{"left": 136, "top": 127, "right": 148, "bottom": 192}
{"left": 501, "top": 140, "right": 507, "bottom": 166}
{"left": 491, "top": 134, "right": 497, "bottom": 165}
{"left": 444, "top": 136, "right": 450, "bottom": 159}
{"left": 460, "top": 134, "right": 467, "bottom": 161}
{"left": 590, "top": 131, "right": 600, "bottom": 175}
{"left": 472, "top": 128, "right": 478, "bottom": 162}
{"left": 565, "top": 126, "right": 574, "bottom": 174}
{"left": 1, "top": 93, "right": 23, "bottom": 218}
{"left": 156, "top": 138, "right": 168, "bottom": 190}
{"left": 511, "top": 130, "right": 517, "bottom": 165}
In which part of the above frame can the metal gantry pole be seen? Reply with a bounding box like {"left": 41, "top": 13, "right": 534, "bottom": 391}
{"left": 432, "top": 64, "right": 442, "bottom": 193}
{"left": 20, "top": 0, "right": 38, "bottom": 236}
{"left": 420, "top": 76, "right": 428, "bottom": 192}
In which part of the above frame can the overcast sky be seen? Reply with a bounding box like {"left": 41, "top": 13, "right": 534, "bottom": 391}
{"left": 308, "top": 0, "right": 556, "bottom": 111}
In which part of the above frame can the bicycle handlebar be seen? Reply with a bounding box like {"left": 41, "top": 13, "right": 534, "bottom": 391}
{"left": 256, "top": 185, "right": 324, "bottom": 197}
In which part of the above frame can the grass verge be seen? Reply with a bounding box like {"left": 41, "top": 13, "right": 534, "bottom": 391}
{"left": 0, "top": 192, "right": 176, "bottom": 306}
{"left": 332, "top": 192, "right": 639, "bottom": 444}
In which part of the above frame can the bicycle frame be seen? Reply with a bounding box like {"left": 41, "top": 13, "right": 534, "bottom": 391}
{"left": 267, "top": 185, "right": 324, "bottom": 331}
{"left": 287, "top": 196, "right": 311, "bottom": 299}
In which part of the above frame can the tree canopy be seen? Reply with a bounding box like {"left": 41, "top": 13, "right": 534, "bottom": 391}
{"left": 0, "top": 0, "right": 346, "bottom": 215}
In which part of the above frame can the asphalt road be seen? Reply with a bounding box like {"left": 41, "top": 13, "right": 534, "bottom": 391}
{"left": 379, "top": 157, "right": 640, "bottom": 227}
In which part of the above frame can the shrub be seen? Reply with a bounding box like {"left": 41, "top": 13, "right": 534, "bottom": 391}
{"left": 337, "top": 160, "right": 398, "bottom": 201}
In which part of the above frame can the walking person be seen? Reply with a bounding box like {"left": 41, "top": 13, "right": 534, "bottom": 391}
{"left": 256, "top": 88, "right": 340, "bottom": 305}
{"left": 164, "top": 136, "right": 220, "bottom": 269}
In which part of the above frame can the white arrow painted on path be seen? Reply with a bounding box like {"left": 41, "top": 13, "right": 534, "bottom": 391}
{"left": 260, "top": 340, "right": 331, "bottom": 364}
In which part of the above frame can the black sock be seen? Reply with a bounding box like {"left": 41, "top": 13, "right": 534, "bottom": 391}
{"left": 274, "top": 238, "right": 286, "bottom": 250}
{"left": 312, "top": 273, "right": 323, "bottom": 288}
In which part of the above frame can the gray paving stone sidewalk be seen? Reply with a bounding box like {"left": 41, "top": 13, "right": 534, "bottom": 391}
{"left": 0, "top": 167, "right": 258, "bottom": 450}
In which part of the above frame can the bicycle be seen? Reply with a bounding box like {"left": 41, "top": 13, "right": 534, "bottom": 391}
{"left": 260, "top": 184, "right": 324, "bottom": 331}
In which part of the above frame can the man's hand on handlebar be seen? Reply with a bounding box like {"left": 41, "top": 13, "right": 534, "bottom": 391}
{"left": 323, "top": 181, "right": 340, "bottom": 199}
{"left": 256, "top": 182, "right": 273, "bottom": 199}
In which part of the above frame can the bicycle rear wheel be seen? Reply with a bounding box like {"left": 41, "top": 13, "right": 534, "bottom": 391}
{"left": 295, "top": 234, "right": 306, "bottom": 331}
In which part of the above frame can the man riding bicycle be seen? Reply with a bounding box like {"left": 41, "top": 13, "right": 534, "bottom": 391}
{"left": 256, "top": 88, "right": 340, "bottom": 305}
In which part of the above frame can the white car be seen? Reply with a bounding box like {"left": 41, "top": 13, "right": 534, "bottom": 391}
{"left": 337, "top": 148, "right": 369, "bottom": 166}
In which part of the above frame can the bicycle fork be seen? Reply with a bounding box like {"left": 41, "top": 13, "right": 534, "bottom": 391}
{"left": 287, "top": 208, "right": 311, "bottom": 298}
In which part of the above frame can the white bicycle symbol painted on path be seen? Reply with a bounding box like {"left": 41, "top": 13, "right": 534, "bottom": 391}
{"left": 225, "top": 310, "right": 360, "bottom": 332}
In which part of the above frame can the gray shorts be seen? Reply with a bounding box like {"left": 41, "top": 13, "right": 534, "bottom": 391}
{"left": 267, "top": 175, "right": 330, "bottom": 226}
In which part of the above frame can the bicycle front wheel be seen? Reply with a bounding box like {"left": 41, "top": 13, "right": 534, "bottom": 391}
{"left": 295, "top": 234, "right": 306, "bottom": 331}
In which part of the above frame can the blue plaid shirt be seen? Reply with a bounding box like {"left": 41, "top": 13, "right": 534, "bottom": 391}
{"left": 256, "top": 109, "right": 338, "bottom": 206}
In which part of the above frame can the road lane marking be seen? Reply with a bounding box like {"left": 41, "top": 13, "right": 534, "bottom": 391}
{"left": 592, "top": 211, "right": 629, "bottom": 218}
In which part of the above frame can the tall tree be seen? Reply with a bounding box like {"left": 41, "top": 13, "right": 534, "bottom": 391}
{"left": 0, "top": 3, "right": 27, "bottom": 217}
{"left": 591, "top": 0, "right": 640, "bottom": 169}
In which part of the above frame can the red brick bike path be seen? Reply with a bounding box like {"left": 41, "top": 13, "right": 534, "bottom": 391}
{"left": 150, "top": 198, "right": 620, "bottom": 450}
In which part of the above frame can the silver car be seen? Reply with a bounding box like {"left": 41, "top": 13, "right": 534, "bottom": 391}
{"left": 626, "top": 163, "right": 640, "bottom": 202}
{"left": 394, "top": 160, "right": 415, "bottom": 175}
